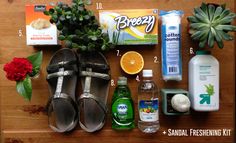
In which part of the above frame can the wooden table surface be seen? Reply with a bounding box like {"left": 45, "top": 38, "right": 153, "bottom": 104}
{"left": 0, "top": 0, "right": 235, "bottom": 143}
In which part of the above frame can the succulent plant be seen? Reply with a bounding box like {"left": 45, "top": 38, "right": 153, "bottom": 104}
{"left": 44, "top": 0, "right": 118, "bottom": 51}
{"left": 187, "top": 3, "right": 236, "bottom": 48}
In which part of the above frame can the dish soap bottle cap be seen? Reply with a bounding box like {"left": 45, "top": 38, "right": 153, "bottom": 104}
{"left": 117, "top": 77, "right": 127, "bottom": 85}
{"left": 142, "top": 69, "right": 153, "bottom": 77}
{"left": 171, "top": 94, "right": 190, "bottom": 112}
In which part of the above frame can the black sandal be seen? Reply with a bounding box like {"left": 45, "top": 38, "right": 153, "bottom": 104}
{"left": 78, "top": 52, "right": 110, "bottom": 132}
{"left": 46, "top": 48, "right": 79, "bottom": 132}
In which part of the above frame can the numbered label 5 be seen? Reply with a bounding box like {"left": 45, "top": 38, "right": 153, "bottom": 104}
{"left": 18, "top": 29, "right": 23, "bottom": 37}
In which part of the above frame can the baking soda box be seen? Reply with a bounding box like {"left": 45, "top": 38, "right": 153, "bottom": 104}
{"left": 99, "top": 9, "right": 158, "bottom": 45}
{"left": 25, "top": 5, "right": 58, "bottom": 45}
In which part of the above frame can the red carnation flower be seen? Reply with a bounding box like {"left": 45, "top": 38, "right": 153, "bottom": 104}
{"left": 3, "top": 58, "right": 33, "bottom": 81}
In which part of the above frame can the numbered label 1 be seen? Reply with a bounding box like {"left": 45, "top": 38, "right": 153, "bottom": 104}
{"left": 18, "top": 29, "right": 23, "bottom": 37}
{"left": 111, "top": 79, "right": 115, "bottom": 87}
{"left": 96, "top": 2, "right": 103, "bottom": 10}
{"left": 136, "top": 75, "right": 140, "bottom": 82}
{"left": 153, "top": 56, "right": 159, "bottom": 63}
{"left": 116, "top": 50, "right": 121, "bottom": 57}
{"left": 190, "top": 47, "right": 194, "bottom": 55}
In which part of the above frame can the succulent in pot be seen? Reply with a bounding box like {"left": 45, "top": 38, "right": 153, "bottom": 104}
{"left": 187, "top": 2, "right": 236, "bottom": 48}
{"left": 44, "top": 0, "right": 118, "bottom": 51}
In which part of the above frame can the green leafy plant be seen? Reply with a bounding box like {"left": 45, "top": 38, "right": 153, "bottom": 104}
{"left": 187, "top": 3, "right": 236, "bottom": 48}
{"left": 44, "top": 0, "right": 118, "bottom": 51}
{"left": 205, "top": 84, "right": 215, "bottom": 96}
{"left": 3, "top": 51, "right": 43, "bottom": 101}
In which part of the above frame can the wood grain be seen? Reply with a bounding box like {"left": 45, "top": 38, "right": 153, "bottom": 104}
{"left": 0, "top": 0, "right": 235, "bottom": 143}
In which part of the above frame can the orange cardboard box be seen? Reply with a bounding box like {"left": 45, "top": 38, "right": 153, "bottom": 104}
{"left": 25, "top": 5, "right": 59, "bottom": 45}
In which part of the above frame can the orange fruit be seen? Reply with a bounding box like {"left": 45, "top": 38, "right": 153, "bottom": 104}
{"left": 120, "top": 51, "right": 144, "bottom": 75}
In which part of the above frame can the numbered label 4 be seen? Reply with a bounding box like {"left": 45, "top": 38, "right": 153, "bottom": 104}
{"left": 136, "top": 75, "right": 140, "bottom": 82}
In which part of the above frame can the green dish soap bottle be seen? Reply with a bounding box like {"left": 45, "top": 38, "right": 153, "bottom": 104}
{"left": 112, "top": 77, "right": 135, "bottom": 130}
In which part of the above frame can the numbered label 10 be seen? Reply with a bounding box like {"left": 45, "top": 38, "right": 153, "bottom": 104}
{"left": 96, "top": 2, "right": 103, "bottom": 10}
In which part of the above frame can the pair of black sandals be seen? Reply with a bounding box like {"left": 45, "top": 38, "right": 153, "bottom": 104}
{"left": 46, "top": 48, "right": 110, "bottom": 133}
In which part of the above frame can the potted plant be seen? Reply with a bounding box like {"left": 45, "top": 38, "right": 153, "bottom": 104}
{"left": 44, "top": 0, "right": 118, "bottom": 51}
{"left": 187, "top": 2, "right": 236, "bottom": 48}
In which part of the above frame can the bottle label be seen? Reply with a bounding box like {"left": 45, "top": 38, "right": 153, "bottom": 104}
{"left": 197, "top": 65, "right": 219, "bottom": 107}
{"left": 112, "top": 98, "right": 134, "bottom": 122}
{"left": 139, "top": 99, "right": 159, "bottom": 122}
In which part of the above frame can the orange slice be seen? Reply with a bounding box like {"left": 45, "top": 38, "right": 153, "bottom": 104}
{"left": 120, "top": 51, "right": 144, "bottom": 75}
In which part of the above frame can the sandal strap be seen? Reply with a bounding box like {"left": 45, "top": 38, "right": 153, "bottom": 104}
{"left": 47, "top": 70, "right": 76, "bottom": 80}
{"left": 47, "top": 60, "right": 77, "bottom": 73}
{"left": 80, "top": 71, "right": 110, "bottom": 80}
{"left": 47, "top": 93, "right": 79, "bottom": 132}
{"left": 80, "top": 62, "right": 110, "bottom": 71}
{"left": 78, "top": 93, "right": 108, "bottom": 132}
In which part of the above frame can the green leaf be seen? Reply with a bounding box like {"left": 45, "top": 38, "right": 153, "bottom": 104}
{"left": 78, "top": 6, "right": 84, "bottom": 11}
{"left": 80, "top": 45, "right": 87, "bottom": 51}
{"left": 219, "top": 9, "right": 230, "bottom": 20}
{"left": 16, "top": 75, "right": 32, "bottom": 101}
{"left": 207, "top": 30, "right": 215, "bottom": 48}
{"left": 27, "top": 51, "right": 43, "bottom": 77}
{"left": 200, "top": 2, "right": 208, "bottom": 14}
{"left": 72, "top": 43, "right": 79, "bottom": 48}
{"left": 58, "top": 35, "right": 66, "bottom": 40}
{"left": 195, "top": 7, "right": 210, "bottom": 23}
{"left": 199, "top": 29, "right": 210, "bottom": 41}
{"left": 194, "top": 13, "right": 208, "bottom": 23}
{"left": 85, "top": 0, "right": 92, "bottom": 5}
{"left": 55, "top": 6, "right": 62, "bottom": 14}
{"left": 187, "top": 16, "right": 198, "bottom": 23}
{"left": 216, "top": 30, "right": 233, "bottom": 41}
{"left": 191, "top": 31, "right": 203, "bottom": 40}
{"left": 215, "top": 25, "right": 236, "bottom": 31}
{"left": 190, "top": 23, "right": 209, "bottom": 30}
{"left": 89, "top": 36, "right": 97, "bottom": 41}
{"left": 211, "top": 27, "right": 224, "bottom": 48}
{"left": 208, "top": 4, "right": 216, "bottom": 21}
{"left": 199, "top": 38, "right": 207, "bottom": 48}
{"left": 49, "top": 8, "right": 55, "bottom": 14}
{"left": 65, "top": 40, "right": 72, "bottom": 48}
{"left": 221, "top": 3, "right": 226, "bottom": 10}
{"left": 44, "top": 11, "right": 50, "bottom": 16}
{"left": 52, "top": 14, "right": 58, "bottom": 22}
{"left": 56, "top": 22, "right": 63, "bottom": 30}
{"left": 213, "top": 6, "right": 223, "bottom": 21}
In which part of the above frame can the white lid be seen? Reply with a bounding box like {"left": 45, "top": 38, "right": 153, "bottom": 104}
{"left": 142, "top": 70, "right": 153, "bottom": 77}
{"left": 171, "top": 94, "right": 190, "bottom": 112}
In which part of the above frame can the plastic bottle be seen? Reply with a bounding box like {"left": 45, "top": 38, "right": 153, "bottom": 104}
{"left": 189, "top": 50, "right": 219, "bottom": 111}
{"left": 111, "top": 77, "right": 135, "bottom": 129}
{"left": 138, "top": 70, "right": 160, "bottom": 133}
